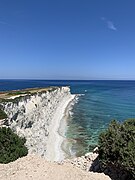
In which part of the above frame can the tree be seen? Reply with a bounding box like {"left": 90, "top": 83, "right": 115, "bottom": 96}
{"left": 98, "top": 119, "right": 135, "bottom": 179}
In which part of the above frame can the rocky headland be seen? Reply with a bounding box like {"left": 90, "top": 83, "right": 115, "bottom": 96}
{"left": 0, "top": 86, "right": 111, "bottom": 180}
{"left": 0, "top": 86, "right": 75, "bottom": 159}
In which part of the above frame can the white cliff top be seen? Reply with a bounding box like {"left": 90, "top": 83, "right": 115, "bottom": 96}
{"left": 0, "top": 87, "right": 58, "bottom": 100}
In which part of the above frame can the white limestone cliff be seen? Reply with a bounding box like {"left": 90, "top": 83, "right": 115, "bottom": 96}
{"left": 1, "top": 87, "right": 75, "bottom": 158}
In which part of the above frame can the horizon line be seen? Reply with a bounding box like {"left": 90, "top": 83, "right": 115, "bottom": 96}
{"left": 0, "top": 79, "right": 135, "bottom": 81}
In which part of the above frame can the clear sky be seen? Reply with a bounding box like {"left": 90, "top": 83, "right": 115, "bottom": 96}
{"left": 0, "top": 0, "right": 135, "bottom": 80}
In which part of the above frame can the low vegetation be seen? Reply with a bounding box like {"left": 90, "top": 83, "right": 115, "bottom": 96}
{"left": 7, "top": 91, "right": 30, "bottom": 96}
{"left": 98, "top": 119, "right": 135, "bottom": 179}
{"left": 0, "top": 109, "right": 7, "bottom": 120}
{"left": 0, "top": 87, "right": 58, "bottom": 103}
{"left": 0, "top": 127, "right": 28, "bottom": 163}
{"left": 0, "top": 97, "right": 25, "bottom": 103}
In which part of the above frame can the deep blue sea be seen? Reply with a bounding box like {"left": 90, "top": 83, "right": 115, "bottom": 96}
{"left": 1, "top": 80, "right": 135, "bottom": 156}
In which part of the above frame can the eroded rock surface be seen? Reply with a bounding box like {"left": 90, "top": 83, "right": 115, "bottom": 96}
{"left": 1, "top": 87, "right": 72, "bottom": 157}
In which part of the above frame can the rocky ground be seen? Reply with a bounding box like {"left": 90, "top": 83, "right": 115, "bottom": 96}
{"left": 65, "top": 150, "right": 99, "bottom": 172}
{"left": 0, "top": 155, "right": 111, "bottom": 180}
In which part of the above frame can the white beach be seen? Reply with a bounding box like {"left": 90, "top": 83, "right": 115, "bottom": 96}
{"left": 45, "top": 94, "right": 76, "bottom": 162}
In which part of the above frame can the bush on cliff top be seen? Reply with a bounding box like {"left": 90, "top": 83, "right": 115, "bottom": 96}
{"left": 0, "top": 109, "right": 7, "bottom": 120}
{"left": 0, "top": 127, "right": 28, "bottom": 163}
{"left": 98, "top": 119, "right": 135, "bottom": 179}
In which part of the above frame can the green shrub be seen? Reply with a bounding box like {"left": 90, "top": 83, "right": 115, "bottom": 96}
{"left": 0, "top": 127, "right": 28, "bottom": 163}
{"left": 8, "top": 91, "right": 31, "bottom": 96}
{"left": 98, "top": 119, "right": 135, "bottom": 178}
{"left": 0, "top": 109, "right": 7, "bottom": 120}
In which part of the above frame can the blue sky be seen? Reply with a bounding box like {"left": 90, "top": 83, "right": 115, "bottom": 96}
{"left": 0, "top": 0, "right": 135, "bottom": 80}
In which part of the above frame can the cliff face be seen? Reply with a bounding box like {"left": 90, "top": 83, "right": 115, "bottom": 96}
{"left": 1, "top": 87, "right": 72, "bottom": 157}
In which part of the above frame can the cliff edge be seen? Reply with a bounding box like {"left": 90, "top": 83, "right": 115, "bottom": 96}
{"left": 0, "top": 86, "right": 75, "bottom": 159}
{"left": 0, "top": 155, "right": 111, "bottom": 180}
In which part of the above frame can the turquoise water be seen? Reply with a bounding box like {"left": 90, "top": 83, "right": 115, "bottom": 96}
{"left": 1, "top": 80, "right": 135, "bottom": 156}
{"left": 66, "top": 81, "right": 135, "bottom": 156}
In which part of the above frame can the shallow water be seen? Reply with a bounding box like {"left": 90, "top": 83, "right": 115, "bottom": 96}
{"left": 66, "top": 81, "right": 135, "bottom": 156}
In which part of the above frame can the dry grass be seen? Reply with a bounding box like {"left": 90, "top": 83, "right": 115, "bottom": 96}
{"left": 0, "top": 87, "right": 55, "bottom": 99}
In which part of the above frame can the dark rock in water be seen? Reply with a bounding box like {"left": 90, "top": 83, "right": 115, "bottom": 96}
{"left": 89, "top": 144, "right": 97, "bottom": 152}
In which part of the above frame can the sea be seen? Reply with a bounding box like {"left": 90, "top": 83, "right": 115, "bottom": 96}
{"left": 0, "top": 80, "right": 135, "bottom": 157}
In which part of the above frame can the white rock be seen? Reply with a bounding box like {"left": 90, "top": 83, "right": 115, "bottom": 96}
{"left": 1, "top": 87, "right": 74, "bottom": 158}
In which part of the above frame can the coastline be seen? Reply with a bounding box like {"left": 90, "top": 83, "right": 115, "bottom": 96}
{"left": 59, "top": 95, "right": 80, "bottom": 159}
{"left": 45, "top": 94, "right": 76, "bottom": 162}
